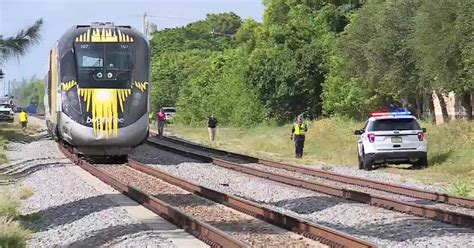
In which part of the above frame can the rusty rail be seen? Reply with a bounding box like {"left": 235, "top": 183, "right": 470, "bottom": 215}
{"left": 147, "top": 138, "right": 474, "bottom": 228}
{"left": 58, "top": 144, "right": 248, "bottom": 248}
{"left": 128, "top": 160, "right": 377, "bottom": 248}
{"left": 158, "top": 134, "right": 474, "bottom": 209}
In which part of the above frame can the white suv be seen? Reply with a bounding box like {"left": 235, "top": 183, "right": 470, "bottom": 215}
{"left": 162, "top": 107, "right": 176, "bottom": 122}
{"left": 354, "top": 111, "right": 427, "bottom": 170}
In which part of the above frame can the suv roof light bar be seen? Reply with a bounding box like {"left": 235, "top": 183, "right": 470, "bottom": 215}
{"left": 371, "top": 111, "right": 412, "bottom": 117}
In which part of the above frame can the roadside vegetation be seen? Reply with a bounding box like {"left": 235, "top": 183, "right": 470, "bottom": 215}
{"left": 0, "top": 188, "right": 32, "bottom": 248}
{"left": 0, "top": 119, "right": 41, "bottom": 247}
{"left": 165, "top": 119, "right": 473, "bottom": 196}
{"left": 149, "top": 0, "right": 472, "bottom": 196}
{"left": 0, "top": 121, "right": 38, "bottom": 247}
{"left": 150, "top": 0, "right": 473, "bottom": 125}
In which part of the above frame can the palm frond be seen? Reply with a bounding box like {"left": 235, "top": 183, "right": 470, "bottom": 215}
{"left": 0, "top": 19, "right": 44, "bottom": 63}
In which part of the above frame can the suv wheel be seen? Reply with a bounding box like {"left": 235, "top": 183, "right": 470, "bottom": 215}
{"left": 358, "top": 149, "right": 364, "bottom": 170}
{"left": 413, "top": 155, "right": 428, "bottom": 169}
{"left": 363, "top": 155, "right": 373, "bottom": 171}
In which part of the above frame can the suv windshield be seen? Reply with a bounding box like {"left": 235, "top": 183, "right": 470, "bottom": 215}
{"left": 163, "top": 108, "right": 176, "bottom": 113}
{"left": 369, "top": 118, "right": 421, "bottom": 131}
{"left": 0, "top": 104, "right": 11, "bottom": 108}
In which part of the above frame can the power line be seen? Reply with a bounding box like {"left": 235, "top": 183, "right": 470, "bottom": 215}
{"left": 147, "top": 15, "right": 200, "bottom": 21}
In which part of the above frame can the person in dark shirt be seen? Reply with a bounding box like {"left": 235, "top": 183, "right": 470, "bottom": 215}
{"left": 207, "top": 114, "right": 218, "bottom": 141}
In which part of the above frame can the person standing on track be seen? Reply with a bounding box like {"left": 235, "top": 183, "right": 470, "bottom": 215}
{"left": 156, "top": 108, "right": 167, "bottom": 138}
{"left": 207, "top": 114, "right": 218, "bottom": 142}
{"left": 19, "top": 110, "right": 28, "bottom": 132}
{"left": 291, "top": 115, "right": 308, "bottom": 158}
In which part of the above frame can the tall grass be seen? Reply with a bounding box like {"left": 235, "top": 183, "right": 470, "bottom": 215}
{"left": 165, "top": 118, "right": 474, "bottom": 196}
{"left": 0, "top": 217, "right": 31, "bottom": 248}
{"left": 0, "top": 194, "right": 20, "bottom": 219}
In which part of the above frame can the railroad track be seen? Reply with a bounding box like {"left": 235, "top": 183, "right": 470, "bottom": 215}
{"left": 146, "top": 135, "right": 474, "bottom": 228}
{"left": 59, "top": 144, "right": 374, "bottom": 248}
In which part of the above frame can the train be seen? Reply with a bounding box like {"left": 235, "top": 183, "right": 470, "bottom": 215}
{"left": 44, "top": 22, "right": 150, "bottom": 158}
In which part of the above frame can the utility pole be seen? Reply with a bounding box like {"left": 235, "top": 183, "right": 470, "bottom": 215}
{"left": 0, "top": 69, "right": 4, "bottom": 96}
{"left": 143, "top": 12, "right": 148, "bottom": 40}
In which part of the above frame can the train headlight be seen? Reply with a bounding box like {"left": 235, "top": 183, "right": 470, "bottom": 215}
{"left": 107, "top": 72, "right": 113, "bottom": 79}
{"left": 96, "top": 89, "right": 112, "bottom": 102}
{"left": 96, "top": 72, "right": 103, "bottom": 78}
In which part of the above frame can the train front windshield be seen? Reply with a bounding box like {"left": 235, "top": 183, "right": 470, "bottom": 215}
{"left": 75, "top": 43, "right": 133, "bottom": 88}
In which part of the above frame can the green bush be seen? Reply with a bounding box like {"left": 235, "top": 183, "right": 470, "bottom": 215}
{"left": 176, "top": 49, "right": 264, "bottom": 127}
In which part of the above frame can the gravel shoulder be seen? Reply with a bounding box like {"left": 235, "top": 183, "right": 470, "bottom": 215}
{"left": 131, "top": 144, "right": 474, "bottom": 248}
{"left": 3, "top": 122, "right": 206, "bottom": 247}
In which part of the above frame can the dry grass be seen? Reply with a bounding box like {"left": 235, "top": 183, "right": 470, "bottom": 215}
{"left": 17, "top": 187, "right": 34, "bottom": 201}
{"left": 164, "top": 119, "right": 474, "bottom": 196}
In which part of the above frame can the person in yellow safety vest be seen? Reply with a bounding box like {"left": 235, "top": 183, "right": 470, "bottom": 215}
{"left": 291, "top": 115, "right": 308, "bottom": 158}
{"left": 19, "top": 110, "right": 28, "bottom": 132}
{"left": 148, "top": 112, "right": 154, "bottom": 124}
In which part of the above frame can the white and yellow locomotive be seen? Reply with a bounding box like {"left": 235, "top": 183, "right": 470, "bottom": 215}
{"left": 45, "top": 22, "right": 150, "bottom": 157}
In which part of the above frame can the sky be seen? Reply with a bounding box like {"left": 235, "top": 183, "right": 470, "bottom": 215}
{"left": 0, "top": 0, "right": 264, "bottom": 95}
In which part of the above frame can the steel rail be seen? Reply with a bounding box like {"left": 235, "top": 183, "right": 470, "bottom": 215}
{"left": 147, "top": 138, "right": 474, "bottom": 228}
{"left": 128, "top": 159, "right": 377, "bottom": 248}
{"left": 158, "top": 134, "right": 474, "bottom": 209}
{"left": 58, "top": 144, "right": 248, "bottom": 248}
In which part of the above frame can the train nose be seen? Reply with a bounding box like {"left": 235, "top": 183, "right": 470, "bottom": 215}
{"left": 59, "top": 112, "right": 148, "bottom": 148}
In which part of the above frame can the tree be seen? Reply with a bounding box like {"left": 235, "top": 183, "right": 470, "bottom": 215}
{"left": 150, "top": 50, "right": 210, "bottom": 111}
{"left": 415, "top": 0, "right": 473, "bottom": 120}
{"left": 235, "top": 19, "right": 261, "bottom": 51}
{"left": 0, "top": 19, "right": 43, "bottom": 64}
{"left": 10, "top": 77, "right": 44, "bottom": 110}
{"left": 247, "top": 1, "right": 351, "bottom": 122}
{"left": 324, "top": 0, "right": 433, "bottom": 119}
{"left": 149, "top": 13, "right": 240, "bottom": 57}
{"left": 177, "top": 49, "right": 264, "bottom": 126}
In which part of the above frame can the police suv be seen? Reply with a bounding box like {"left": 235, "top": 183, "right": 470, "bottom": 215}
{"left": 354, "top": 111, "right": 427, "bottom": 171}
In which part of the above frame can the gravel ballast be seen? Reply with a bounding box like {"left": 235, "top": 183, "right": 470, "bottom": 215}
{"left": 236, "top": 162, "right": 474, "bottom": 216}
{"left": 131, "top": 144, "right": 474, "bottom": 248}
{"left": 99, "top": 164, "right": 327, "bottom": 247}
{"left": 2, "top": 127, "right": 197, "bottom": 247}
{"left": 158, "top": 135, "right": 446, "bottom": 192}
